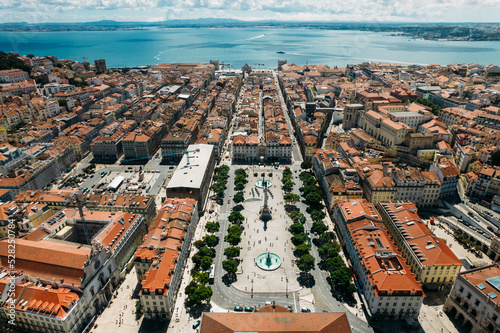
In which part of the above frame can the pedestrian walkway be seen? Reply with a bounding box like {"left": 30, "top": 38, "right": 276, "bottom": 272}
{"left": 92, "top": 266, "right": 142, "bottom": 333}
{"left": 232, "top": 170, "right": 302, "bottom": 294}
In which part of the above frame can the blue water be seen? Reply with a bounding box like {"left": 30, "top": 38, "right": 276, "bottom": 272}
{"left": 1, "top": 28, "right": 499, "bottom": 68}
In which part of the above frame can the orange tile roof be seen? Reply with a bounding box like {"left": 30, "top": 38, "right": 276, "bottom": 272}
{"left": 14, "top": 284, "right": 81, "bottom": 319}
{"left": 140, "top": 248, "right": 178, "bottom": 295}
{"left": 0, "top": 238, "right": 90, "bottom": 286}
{"left": 461, "top": 264, "right": 500, "bottom": 307}
{"left": 379, "top": 202, "right": 462, "bottom": 268}
{"left": 346, "top": 219, "right": 423, "bottom": 296}
{"left": 200, "top": 312, "right": 352, "bottom": 333}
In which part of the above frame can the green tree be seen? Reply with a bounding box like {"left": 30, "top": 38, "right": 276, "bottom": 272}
{"left": 295, "top": 243, "right": 311, "bottom": 257}
{"left": 227, "top": 225, "right": 243, "bottom": 236}
{"left": 192, "top": 271, "right": 209, "bottom": 284}
{"left": 222, "top": 259, "right": 238, "bottom": 274}
{"left": 200, "top": 256, "right": 213, "bottom": 270}
{"left": 318, "top": 232, "right": 337, "bottom": 245}
{"left": 235, "top": 168, "right": 248, "bottom": 177}
{"left": 186, "top": 283, "right": 213, "bottom": 305}
{"left": 284, "top": 193, "right": 300, "bottom": 206}
{"left": 310, "top": 210, "right": 326, "bottom": 222}
{"left": 202, "top": 235, "right": 218, "bottom": 248}
{"left": 325, "top": 257, "right": 346, "bottom": 272}
{"left": 283, "top": 179, "right": 295, "bottom": 192}
{"left": 283, "top": 168, "right": 292, "bottom": 177}
{"left": 224, "top": 246, "right": 240, "bottom": 258}
{"left": 228, "top": 211, "right": 244, "bottom": 224}
{"left": 318, "top": 242, "right": 340, "bottom": 258}
{"left": 193, "top": 240, "right": 206, "bottom": 249}
{"left": 289, "top": 211, "right": 306, "bottom": 224}
{"left": 235, "top": 174, "right": 247, "bottom": 184}
{"left": 292, "top": 232, "right": 309, "bottom": 246}
{"left": 235, "top": 181, "right": 245, "bottom": 191}
{"left": 289, "top": 222, "right": 305, "bottom": 235}
{"left": 224, "top": 233, "right": 241, "bottom": 245}
{"left": 233, "top": 192, "right": 245, "bottom": 204}
{"left": 135, "top": 300, "right": 143, "bottom": 314}
{"left": 311, "top": 221, "right": 328, "bottom": 235}
{"left": 297, "top": 254, "right": 315, "bottom": 272}
{"left": 306, "top": 192, "right": 323, "bottom": 207}
{"left": 330, "top": 268, "right": 352, "bottom": 288}
{"left": 58, "top": 99, "right": 67, "bottom": 107}
{"left": 205, "top": 221, "right": 220, "bottom": 233}
{"left": 301, "top": 161, "right": 312, "bottom": 170}
{"left": 198, "top": 246, "right": 215, "bottom": 258}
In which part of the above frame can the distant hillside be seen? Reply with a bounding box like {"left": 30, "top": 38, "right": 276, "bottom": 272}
{"left": 0, "top": 51, "right": 31, "bottom": 73}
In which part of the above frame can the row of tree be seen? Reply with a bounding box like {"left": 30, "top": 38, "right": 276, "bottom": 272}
{"left": 297, "top": 170, "right": 356, "bottom": 295}
{"left": 316, "top": 232, "right": 356, "bottom": 294}
{"left": 282, "top": 170, "right": 315, "bottom": 274}
{"left": 210, "top": 165, "right": 230, "bottom": 199}
{"left": 453, "top": 229, "right": 484, "bottom": 254}
{"left": 281, "top": 167, "right": 296, "bottom": 192}
{"left": 185, "top": 223, "right": 220, "bottom": 306}
{"left": 299, "top": 171, "right": 324, "bottom": 211}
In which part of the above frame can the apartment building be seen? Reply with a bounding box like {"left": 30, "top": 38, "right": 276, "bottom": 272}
{"left": 134, "top": 198, "right": 198, "bottom": 320}
{"left": 91, "top": 131, "right": 125, "bottom": 162}
{"left": 469, "top": 166, "right": 500, "bottom": 199}
{"left": 122, "top": 121, "right": 166, "bottom": 161}
{"left": 444, "top": 264, "right": 500, "bottom": 333}
{"left": 332, "top": 199, "right": 424, "bottom": 319}
{"left": 161, "top": 132, "right": 193, "bottom": 163}
{"left": 429, "top": 157, "right": 460, "bottom": 198}
{"left": 454, "top": 144, "right": 476, "bottom": 173}
{"left": 360, "top": 164, "right": 396, "bottom": 205}
{"left": 0, "top": 69, "right": 29, "bottom": 83}
{"left": 378, "top": 202, "right": 462, "bottom": 290}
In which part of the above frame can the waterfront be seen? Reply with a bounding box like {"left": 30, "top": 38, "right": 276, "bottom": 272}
{"left": 1, "top": 27, "right": 499, "bottom": 68}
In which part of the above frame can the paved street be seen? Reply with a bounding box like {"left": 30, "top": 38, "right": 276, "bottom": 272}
{"left": 92, "top": 266, "right": 142, "bottom": 333}
{"left": 197, "top": 70, "right": 374, "bottom": 333}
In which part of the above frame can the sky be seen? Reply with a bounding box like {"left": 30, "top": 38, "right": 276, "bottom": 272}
{"left": 0, "top": 0, "right": 499, "bottom": 23}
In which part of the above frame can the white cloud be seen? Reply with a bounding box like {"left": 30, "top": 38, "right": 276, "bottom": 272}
{"left": 0, "top": 0, "right": 498, "bottom": 22}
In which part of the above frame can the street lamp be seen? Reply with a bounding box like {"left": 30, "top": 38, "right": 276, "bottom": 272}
{"left": 251, "top": 279, "right": 254, "bottom": 298}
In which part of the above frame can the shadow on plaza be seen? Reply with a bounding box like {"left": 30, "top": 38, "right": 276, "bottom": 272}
{"left": 371, "top": 319, "right": 424, "bottom": 333}
{"left": 297, "top": 272, "right": 315, "bottom": 288}
{"left": 185, "top": 302, "right": 213, "bottom": 320}
{"left": 138, "top": 318, "right": 170, "bottom": 333}
{"left": 325, "top": 276, "right": 357, "bottom": 307}
{"left": 222, "top": 272, "right": 237, "bottom": 286}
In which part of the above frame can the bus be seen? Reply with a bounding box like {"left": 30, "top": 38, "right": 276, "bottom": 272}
{"left": 208, "top": 264, "right": 215, "bottom": 284}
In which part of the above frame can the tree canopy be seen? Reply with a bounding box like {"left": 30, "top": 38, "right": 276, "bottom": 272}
{"left": 233, "top": 192, "right": 245, "bottom": 204}
{"left": 205, "top": 221, "right": 220, "bottom": 233}
{"left": 297, "top": 254, "right": 315, "bottom": 272}
{"left": 222, "top": 259, "right": 238, "bottom": 274}
{"left": 228, "top": 211, "right": 244, "bottom": 224}
{"left": 202, "top": 235, "right": 218, "bottom": 248}
{"left": 224, "top": 246, "right": 240, "bottom": 258}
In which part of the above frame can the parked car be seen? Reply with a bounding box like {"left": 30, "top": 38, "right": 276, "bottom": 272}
{"left": 234, "top": 306, "right": 243, "bottom": 312}
{"left": 193, "top": 320, "right": 201, "bottom": 329}
{"left": 244, "top": 306, "right": 253, "bottom": 312}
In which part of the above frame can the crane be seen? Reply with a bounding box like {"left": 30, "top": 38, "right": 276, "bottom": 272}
{"left": 121, "top": 148, "right": 201, "bottom": 164}
{"left": 51, "top": 191, "right": 93, "bottom": 244}
{"left": 254, "top": 63, "right": 264, "bottom": 69}
{"left": 68, "top": 191, "right": 92, "bottom": 245}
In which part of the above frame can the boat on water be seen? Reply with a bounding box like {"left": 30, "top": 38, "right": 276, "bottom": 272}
{"left": 276, "top": 51, "right": 285, "bottom": 54}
